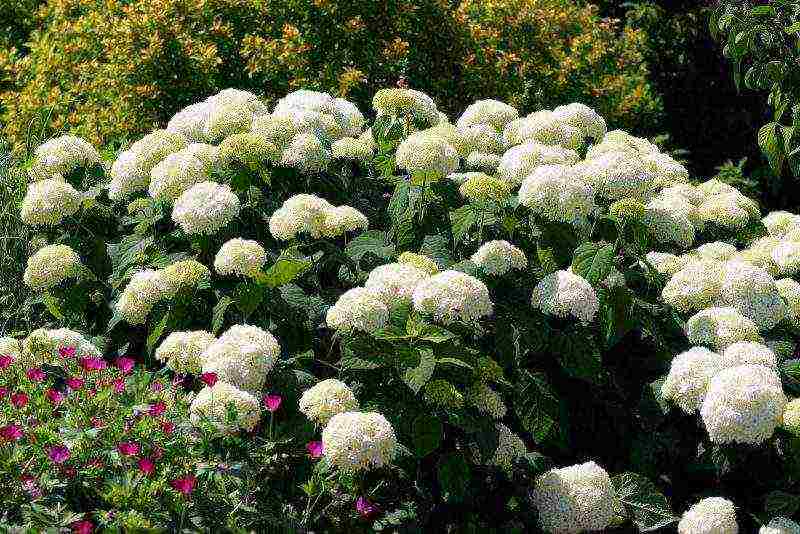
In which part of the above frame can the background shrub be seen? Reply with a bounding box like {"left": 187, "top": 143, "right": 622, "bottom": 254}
{"left": 0, "top": 0, "right": 660, "bottom": 151}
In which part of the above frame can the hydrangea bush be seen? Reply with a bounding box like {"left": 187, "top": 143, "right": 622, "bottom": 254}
{"left": 5, "top": 85, "right": 800, "bottom": 531}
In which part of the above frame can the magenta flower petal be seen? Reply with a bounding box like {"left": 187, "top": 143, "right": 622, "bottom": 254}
{"left": 356, "top": 496, "right": 379, "bottom": 518}
{"left": 48, "top": 445, "right": 70, "bottom": 464}
{"left": 306, "top": 440, "right": 324, "bottom": 459}
{"left": 170, "top": 475, "right": 196, "bottom": 495}
{"left": 148, "top": 401, "right": 167, "bottom": 417}
{"left": 59, "top": 346, "right": 76, "bottom": 359}
{"left": 117, "top": 441, "right": 139, "bottom": 456}
{"left": 115, "top": 357, "right": 135, "bottom": 375}
{"left": 10, "top": 392, "right": 28, "bottom": 408}
{"left": 200, "top": 372, "right": 218, "bottom": 387}
{"left": 66, "top": 376, "right": 84, "bottom": 390}
{"left": 46, "top": 388, "right": 65, "bottom": 405}
{"left": 0, "top": 424, "right": 23, "bottom": 441}
{"left": 0, "top": 354, "right": 14, "bottom": 369}
{"left": 263, "top": 394, "right": 282, "bottom": 412}
{"left": 137, "top": 457, "right": 155, "bottom": 475}
{"left": 26, "top": 367, "right": 46, "bottom": 382}
{"left": 71, "top": 520, "right": 93, "bottom": 534}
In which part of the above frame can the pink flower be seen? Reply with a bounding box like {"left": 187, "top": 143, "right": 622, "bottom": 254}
{"left": 48, "top": 445, "right": 70, "bottom": 464}
{"left": 160, "top": 421, "right": 175, "bottom": 435}
{"left": 115, "top": 357, "right": 135, "bottom": 375}
{"left": 59, "top": 346, "right": 76, "bottom": 359}
{"left": 306, "top": 441, "right": 324, "bottom": 459}
{"left": 63, "top": 467, "right": 77, "bottom": 478}
{"left": 26, "top": 367, "right": 46, "bottom": 382}
{"left": 66, "top": 376, "right": 84, "bottom": 390}
{"left": 117, "top": 441, "right": 139, "bottom": 456}
{"left": 71, "top": 520, "right": 93, "bottom": 534}
{"left": 46, "top": 388, "right": 65, "bottom": 405}
{"left": 112, "top": 378, "right": 125, "bottom": 393}
{"left": 0, "top": 424, "right": 23, "bottom": 441}
{"left": 90, "top": 417, "right": 104, "bottom": 429}
{"left": 263, "top": 394, "right": 282, "bottom": 412}
{"left": 356, "top": 496, "right": 379, "bottom": 519}
{"left": 150, "top": 381, "right": 165, "bottom": 392}
{"left": 200, "top": 372, "right": 218, "bottom": 387}
{"left": 137, "top": 457, "right": 155, "bottom": 476}
{"left": 170, "top": 475, "right": 196, "bottom": 495}
{"left": 10, "top": 392, "right": 28, "bottom": 408}
{"left": 79, "top": 357, "right": 107, "bottom": 372}
{"left": 0, "top": 354, "right": 14, "bottom": 369}
{"left": 148, "top": 401, "right": 167, "bottom": 417}
{"left": 0, "top": 386, "right": 7, "bottom": 399}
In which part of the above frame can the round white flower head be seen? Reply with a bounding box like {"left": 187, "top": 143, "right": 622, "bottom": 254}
{"left": 202, "top": 325, "right": 281, "bottom": 394}
{"left": 332, "top": 98, "right": 366, "bottom": 137}
{"left": 698, "top": 192, "right": 760, "bottom": 231}
{"left": 700, "top": 364, "right": 786, "bottom": 445}
{"left": 397, "top": 252, "right": 439, "bottom": 275}
{"left": 467, "top": 382, "right": 506, "bottom": 419}
{"left": 167, "top": 101, "right": 212, "bottom": 142}
{"left": 497, "top": 142, "right": 579, "bottom": 186}
{"left": 214, "top": 238, "right": 267, "bottom": 277}
{"left": 108, "top": 130, "right": 188, "bottom": 200}
{"left": 643, "top": 195, "right": 697, "bottom": 249}
{"left": 319, "top": 205, "right": 369, "bottom": 238}
{"left": 457, "top": 99, "right": 519, "bottom": 131}
{"left": 662, "top": 183, "right": 705, "bottom": 206}
{"left": 519, "top": 165, "right": 595, "bottom": 226}
{"left": 298, "top": 378, "right": 359, "bottom": 425}
{"left": 372, "top": 88, "right": 439, "bottom": 126}
{"left": 275, "top": 89, "right": 336, "bottom": 115}
{"left": 763, "top": 211, "right": 800, "bottom": 238}
{"left": 695, "top": 242, "right": 738, "bottom": 262}
{"left": 643, "top": 152, "right": 690, "bottom": 188}
{"left": 735, "top": 236, "right": 782, "bottom": 276}
{"left": 552, "top": 103, "right": 607, "bottom": 142}
{"left": 458, "top": 173, "right": 512, "bottom": 203}
{"left": 466, "top": 151, "right": 502, "bottom": 172}
{"left": 268, "top": 194, "right": 334, "bottom": 240}
{"left": 722, "top": 341, "right": 777, "bottom": 370}
{"left": 326, "top": 288, "right": 390, "bottom": 334}
{"left": 760, "top": 517, "right": 800, "bottom": 534}
{"left": 218, "top": 132, "right": 280, "bottom": 167}
{"left": 770, "top": 242, "right": 800, "bottom": 277}
{"left": 322, "top": 411, "right": 397, "bottom": 472}
{"left": 678, "top": 497, "right": 738, "bottom": 534}
{"left": 532, "top": 461, "right": 616, "bottom": 534}
{"left": 331, "top": 137, "right": 374, "bottom": 162}
{"left": 115, "top": 270, "right": 166, "bottom": 325}
{"left": 203, "top": 101, "right": 257, "bottom": 143}
{"left": 783, "top": 398, "right": 800, "bottom": 436}
{"left": 23, "top": 244, "right": 82, "bottom": 290}
{"left": 646, "top": 252, "right": 689, "bottom": 276}
{"left": 696, "top": 178, "right": 740, "bottom": 197}
{"left": 190, "top": 382, "right": 261, "bottom": 433}
{"left": 172, "top": 181, "right": 240, "bottom": 235}
{"left": 486, "top": 423, "right": 527, "bottom": 471}
{"left": 281, "top": 133, "right": 332, "bottom": 174}
{"left": 661, "top": 260, "right": 724, "bottom": 314}
{"left": 577, "top": 151, "right": 655, "bottom": 201}
{"left": 586, "top": 130, "right": 660, "bottom": 159}
{"left": 685, "top": 307, "right": 762, "bottom": 351}
{"left": 395, "top": 132, "right": 458, "bottom": 178}
{"left": 0, "top": 337, "right": 21, "bottom": 359}
{"left": 502, "top": 111, "right": 584, "bottom": 149}
{"left": 21, "top": 327, "right": 101, "bottom": 366}
{"left": 148, "top": 152, "right": 208, "bottom": 202}
{"left": 155, "top": 330, "right": 216, "bottom": 374}
{"left": 365, "top": 263, "right": 430, "bottom": 305}
{"left": 452, "top": 124, "right": 504, "bottom": 156}
{"left": 471, "top": 240, "right": 527, "bottom": 276}
{"left": 412, "top": 270, "right": 493, "bottom": 326}
{"left": 160, "top": 259, "right": 211, "bottom": 298}
{"left": 183, "top": 143, "right": 221, "bottom": 172}
{"left": 531, "top": 270, "right": 599, "bottom": 324}
{"left": 661, "top": 347, "right": 734, "bottom": 414}
{"left": 714, "top": 260, "right": 787, "bottom": 331}
{"left": 777, "top": 278, "right": 800, "bottom": 324}
{"left": 20, "top": 179, "right": 82, "bottom": 226}
{"left": 28, "top": 135, "right": 101, "bottom": 181}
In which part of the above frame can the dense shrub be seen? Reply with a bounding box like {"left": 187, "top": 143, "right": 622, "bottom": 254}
{"left": 0, "top": 0, "right": 660, "bottom": 153}
{"left": 6, "top": 84, "right": 800, "bottom": 531}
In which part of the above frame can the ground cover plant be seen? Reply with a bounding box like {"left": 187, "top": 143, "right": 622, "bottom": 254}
{"left": 4, "top": 85, "right": 800, "bottom": 533}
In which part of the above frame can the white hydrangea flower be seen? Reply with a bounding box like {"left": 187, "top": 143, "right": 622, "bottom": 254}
{"left": 21, "top": 328, "right": 101, "bottom": 366}
{"left": 519, "top": 165, "right": 595, "bottom": 226}
{"left": 763, "top": 211, "right": 800, "bottom": 238}
{"left": 452, "top": 124, "right": 504, "bottom": 157}
{"left": 696, "top": 178, "right": 740, "bottom": 197}
{"left": 167, "top": 102, "right": 212, "bottom": 142}
{"left": 20, "top": 179, "right": 82, "bottom": 226}
{"left": 183, "top": 143, "right": 221, "bottom": 172}
{"left": 471, "top": 240, "right": 527, "bottom": 276}
{"left": 326, "top": 288, "right": 390, "bottom": 334}
{"left": 467, "top": 383, "right": 506, "bottom": 419}
{"left": 412, "top": 270, "right": 493, "bottom": 326}
{"left": 714, "top": 261, "right": 786, "bottom": 331}
{"left": 645, "top": 252, "right": 689, "bottom": 276}
{"left": 0, "top": 337, "right": 20, "bottom": 359}
{"left": 643, "top": 152, "right": 690, "bottom": 188}
{"left": 770, "top": 242, "right": 800, "bottom": 276}
{"left": 783, "top": 398, "right": 800, "bottom": 435}
{"left": 695, "top": 242, "right": 738, "bottom": 262}
{"left": 331, "top": 137, "right": 374, "bottom": 162}
{"left": 108, "top": 130, "right": 188, "bottom": 200}
{"left": 155, "top": 330, "right": 217, "bottom": 374}
{"left": 642, "top": 194, "right": 699, "bottom": 249}
{"left": 172, "top": 181, "right": 240, "bottom": 235}
{"left": 281, "top": 132, "right": 332, "bottom": 173}
{"left": 586, "top": 130, "right": 660, "bottom": 159}
{"left": 458, "top": 173, "right": 512, "bottom": 203}
{"left": 685, "top": 307, "right": 762, "bottom": 351}
{"left": 722, "top": 341, "right": 777, "bottom": 370}
{"left": 777, "top": 278, "right": 800, "bottom": 324}
{"left": 159, "top": 259, "right": 211, "bottom": 298}
{"left": 662, "top": 347, "right": 734, "bottom": 414}
{"left": 214, "top": 238, "right": 267, "bottom": 277}
{"left": 662, "top": 183, "right": 705, "bottom": 206}
{"left": 201, "top": 325, "right": 281, "bottom": 394}
{"left": 698, "top": 192, "right": 760, "bottom": 231}
{"left": 456, "top": 99, "right": 519, "bottom": 131}
{"left": 268, "top": 194, "right": 331, "bottom": 240}
{"left": 700, "top": 364, "right": 786, "bottom": 444}
{"left": 502, "top": 110, "right": 584, "bottom": 149}
{"left": 147, "top": 152, "right": 208, "bottom": 202}
{"left": 532, "top": 461, "right": 616, "bottom": 534}
{"left": 486, "top": 423, "right": 527, "bottom": 471}
{"left": 578, "top": 151, "right": 655, "bottom": 201}
{"left": 322, "top": 411, "right": 397, "bottom": 472}
{"left": 678, "top": 497, "right": 738, "bottom": 534}
{"left": 23, "top": 244, "right": 82, "bottom": 290}
{"left": 218, "top": 132, "right": 280, "bottom": 167}
{"left": 531, "top": 270, "right": 599, "bottom": 324}
{"left": 190, "top": 382, "right": 261, "bottom": 433}
{"left": 319, "top": 205, "right": 369, "bottom": 238}
{"left": 372, "top": 88, "right": 440, "bottom": 126}
{"left": 28, "top": 135, "right": 101, "bottom": 181}
{"left": 395, "top": 132, "right": 459, "bottom": 177}
{"left": 251, "top": 113, "right": 301, "bottom": 150}
{"left": 760, "top": 517, "right": 800, "bottom": 534}
{"left": 115, "top": 270, "right": 166, "bottom": 325}
{"left": 398, "top": 252, "right": 439, "bottom": 275}
{"left": 364, "top": 263, "right": 430, "bottom": 305}
{"left": 298, "top": 378, "right": 359, "bottom": 425}
{"left": 275, "top": 89, "right": 337, "bottom": 115}
{"left": 497, "top": 142, "right": 579, "bottom": 186}
{"left": 552, "top": 103, "right": 607, "bottom": 142}
{"left": 465, "top": 151, "right": 502, "bottom": 172}
{"left": 203, "top": 101, "right": 259, "bottom": 143}
{"left": 662, "top": 260, "right": 724, "bottom": 314}
{"left": 735, "top": 236, "right": 782, "bottom": 276}
{"left": 332, "top": 98, "right": 366, "bottom": 137}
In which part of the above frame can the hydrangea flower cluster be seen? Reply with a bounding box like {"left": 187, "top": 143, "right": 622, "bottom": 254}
{"left": 518, "top": 164, "right": 595, "bottom": 226}
{"left": 109, "top": 130, "right": 188, "bottom": 200}
{"left": 531, "top": 270, "right": 599, "bottom": 324}
{"left": 20, "top": 179, "right": 83, "bottom": 226}
{"left": 189, "top": 381, "right": 262, "bottom": 433}
{"left": 678, "top": 497, "right": 738, "bottom": 534}
{"left": 214, "top": 238, "right": 267, "bottom": 278}
{"left": 28, "top": 135, "right": 101, "bottom": 181}
{"left": 155, "top": 330, "right": 217, "bottom": 374}
{"left": 470, "top": 240, "right": 527, "bottom": 276}
{"left": 171, "top": 181, "right": 241, "bottom": 235}
{"left": 23, "top": 244, "right": 82, "bottom": 290}
{"left": 298, "top": 378, "right": 359, "bottom": 425}
{"left": 325, "top": 288, "right": 390, "bottom": 334}
{"left": 269, "top": 194, "right": 367, "bottom": 241}
{"left": 20, "top": 327, "right": 101, "bottom": 366}
{"left": 760, "top": 518, "right": 800, "bottom": 534}
{"left": 321, "top": 411, "right": 397, "bottom": 472}
{"left": 201, "top": 325, "right": 281, "bottom": 395}
{"left": 364, "top": 263, "right": 431, "bottom": 305}
{"left": 412, "top": 270, "right": 493, "bottom": 326}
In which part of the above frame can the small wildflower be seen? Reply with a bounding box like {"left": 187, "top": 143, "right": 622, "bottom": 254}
{"left": 356, "top": 496, "right": 379, "bottom": 519}
{"left": 306, "top": 441, "right": 324, "bottom": 459}
{"left": 72, "top": 520, "right": 93, "bottom": 534}
{"left": 59, "top": 346, "right": 76, "bottom": 359}
{"left": 0, "top": 424, "right": 23, "bottom": 441}
{"left": 148, "top": 401, "right": 167, "bottom": 417}
{"left": 200, "top": 372, "right": 218, "bottom": 387}
{"left": 117, "top": 442, "right": 139, "bottom": 456}
{"left": 0, "top": 354, "right": 14, "bottom": 369}
{"left": 112, "top": 378, "right": 125, "bottom": 393}
{"left": 160, "top": 421, "right": 176, "bottom": 434}
{"left": 115, "top": 357, "right": 135, "bottom": 374}
{"left": 48, "top": 445, "right": 70, "bottom": 464}
{"left": 66, "top": 376, "right": 84, "bottom": 390}
{"left": 26, "top": 367, "right": 46, "bottom": 382}
{"left": 151, "top": 381, "right": 165, "bottom": 392}
{"left": 264, "top": 394, "right": 282, "bottom": 412}
{"left": 46, "top": 388, "right": 65, "bottom": 405}
{"left": 137, "top": 457, "right": 155, "bottom": 475}
{"left": 79, "top": 357, "right": 107, "bottom": 372}
{"left": 170, "top": 475, "right": 197, "bottom": 495}
{"left": 11, "top": 392, "right": 28, "bottom": 408}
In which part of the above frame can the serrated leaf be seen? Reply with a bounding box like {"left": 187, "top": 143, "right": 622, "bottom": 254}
{"left": 419, "top": 234, "right": 452, "bottom": 268}
{"left": 257, "top": 255, "right": 312, "bottom": 289}
{"left": 572, "top": 241, "right": 615, "bottom": 285}
{"left": 146, "top": 311, "right": 170, "bottom": 354}
{"left": 764, "top": 490, "right": 800, "bottom": 517}
{"left": 412, "top": 414, "right": 442, "bottom": 457}
{"left": 514, "top": 371, "right": 564, "bottom": 446}
{"left": 420, "top": 325, "right": 456, "bottom": 343}
{"left": 759, "top": 121, "right": 786, "bottom": 174}
{"left": 233, "top": 282, "right": 266, "bottom": 317}
{"left": 450, "top": 205, "right": 476, "bottom": 244}
{"left": 211, "top": 296, "right": 233, "bottom": 334}
{"left": 345, "top": 230, "right": 395, "bottom": 262}
{"left": 42, "top": 292, "right": 65, "bottom": 321}
{"left": 612, "top": 473, "right": 676, "bottom": 532}
{"left": 402, "top": 347, "right": 435, "bottom": 394}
